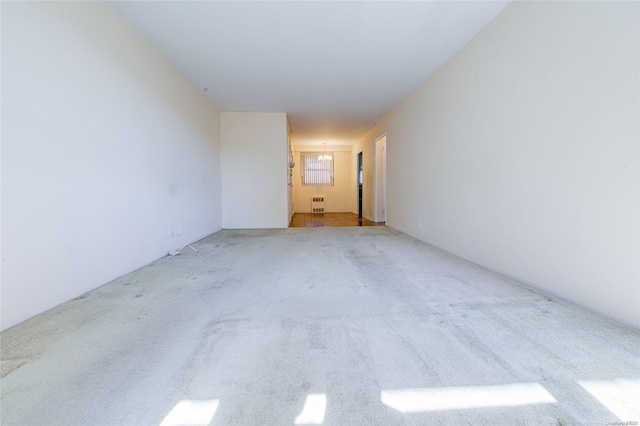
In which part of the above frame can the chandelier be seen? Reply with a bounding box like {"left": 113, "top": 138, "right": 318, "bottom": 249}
{"left": 318, "top": 143, "right": 332, "bottom": 162}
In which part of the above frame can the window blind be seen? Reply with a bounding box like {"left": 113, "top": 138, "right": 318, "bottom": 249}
{"left": 301, "top": 152, "right": 334, "bottom": 186}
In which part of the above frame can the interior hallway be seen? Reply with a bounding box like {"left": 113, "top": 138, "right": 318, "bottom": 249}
{"left": 2, "top": 227, "right": 638, "bottom": 425}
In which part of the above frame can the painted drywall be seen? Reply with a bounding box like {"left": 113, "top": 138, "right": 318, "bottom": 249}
{"left": 293, "top": 147, "right": 352, "bottom": 213}
{"left": 354, "top": 1, "right": 640, "bottom": 328}
{"left": 1, "top": 2, "right": 222, "bottom": 331}
{"left": 220, "top": 112, "right": 288, "bottom": 228}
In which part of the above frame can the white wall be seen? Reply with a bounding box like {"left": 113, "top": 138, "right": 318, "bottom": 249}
{"left": 1, "top": 2, "right": 222, "bottom": 331}
{"left": 220, "top": 112, "right": 288, "bottom": 228}
{"left": 293, "top": 146, "right": 352, "bottom": 213}
{"left": 354, "top": 1, "right": 640, "bottom": 328}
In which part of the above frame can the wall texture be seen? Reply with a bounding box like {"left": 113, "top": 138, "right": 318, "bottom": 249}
{"left": 1, "top": 2, "right": 223, "bottom": 331}
{"left": 354, "top": 1, "right": 639, "bottom": 327}
{"left": 293, "top": 147, "right": 352, "bottom": 213}
{"left": 220, "top": 112, "right": 289, "bottom": 228}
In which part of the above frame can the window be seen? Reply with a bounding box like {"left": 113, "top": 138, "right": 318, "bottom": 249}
{"left": 301, "top": 152, "right": 334, "bottom": 186}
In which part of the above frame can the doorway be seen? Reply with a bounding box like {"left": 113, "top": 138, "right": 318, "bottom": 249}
{"left": 374, "top": 135, "right": 387, "bottom": 223}
{"left": 357, "top": 152, "right": 363, "bottom": 218}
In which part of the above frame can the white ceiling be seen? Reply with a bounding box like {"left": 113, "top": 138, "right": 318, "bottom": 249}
{"left": 109, "top": 1, "right": 509, "bottom": 146}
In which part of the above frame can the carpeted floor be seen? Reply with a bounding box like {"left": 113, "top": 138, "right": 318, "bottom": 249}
{"left": 1, "top": 227, "right": 638, "bottom": 425}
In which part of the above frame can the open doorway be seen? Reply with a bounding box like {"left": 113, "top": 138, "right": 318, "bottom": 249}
{"left": 374, "top": 135, "right": 387, "bottom": 223}
{"left": 357, "top": 152, "right": 363, "bottom": 218}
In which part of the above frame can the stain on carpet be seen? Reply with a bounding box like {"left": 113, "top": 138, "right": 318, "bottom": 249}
{"left": 1, "top": 358, "right": 31, "bottom": 378}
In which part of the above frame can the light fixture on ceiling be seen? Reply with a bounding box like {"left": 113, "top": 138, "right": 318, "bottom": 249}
{"left": 318, "top": 143, "right": 332, "bottom": 162}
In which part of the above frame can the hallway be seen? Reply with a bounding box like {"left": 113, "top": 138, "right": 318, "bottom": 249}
{"left": 2, "top": 227, "right": 638, "bottom": 425}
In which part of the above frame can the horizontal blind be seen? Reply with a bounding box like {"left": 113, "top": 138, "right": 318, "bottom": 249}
{"left": 301, "top": 152, "right": 334, "bottom": 186}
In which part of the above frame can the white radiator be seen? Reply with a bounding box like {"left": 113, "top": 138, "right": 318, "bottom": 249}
{"left": 311, "top": 196, "right": 326, "bottom": 213}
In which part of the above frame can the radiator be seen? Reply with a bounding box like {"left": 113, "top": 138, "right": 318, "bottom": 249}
{"left": 311, "top": 196, "right": 326, "bottom": 213}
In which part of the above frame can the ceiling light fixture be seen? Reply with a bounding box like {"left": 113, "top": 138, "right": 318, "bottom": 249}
{"left": 318, "top": 143, "right": 332, "bottom": 162}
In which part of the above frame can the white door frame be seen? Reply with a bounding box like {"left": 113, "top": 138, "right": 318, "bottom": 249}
{"left": 374, "top": 133, "right": 387, "bottom": 223}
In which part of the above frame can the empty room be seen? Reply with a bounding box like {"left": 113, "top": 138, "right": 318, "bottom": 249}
{"left": 1, "top": 1, "right": 639, "bottom": 425}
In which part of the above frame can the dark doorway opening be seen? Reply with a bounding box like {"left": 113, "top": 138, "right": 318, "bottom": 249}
{"left": 357, "top": 151, "right": 363, "bottom": 218}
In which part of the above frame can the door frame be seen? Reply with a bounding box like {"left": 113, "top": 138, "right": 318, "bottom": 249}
{"left": 357, "top": 151, "right": 363, "bottom": 218}
{"left": 374, "top": 134, "right": 387, "bottom": 223}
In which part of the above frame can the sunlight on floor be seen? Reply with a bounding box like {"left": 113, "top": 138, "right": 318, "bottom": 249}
{"left": 159, "top": 399, "right": 219, "bottom": 426}
{"left": 579, "top": 379, "right": 640, "bottom": 420}
{"left": 381, "top": 383, "right": 557, "bottom": 413}
{"left": 294, "top": 393, "right": 327, "bottom": 425}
